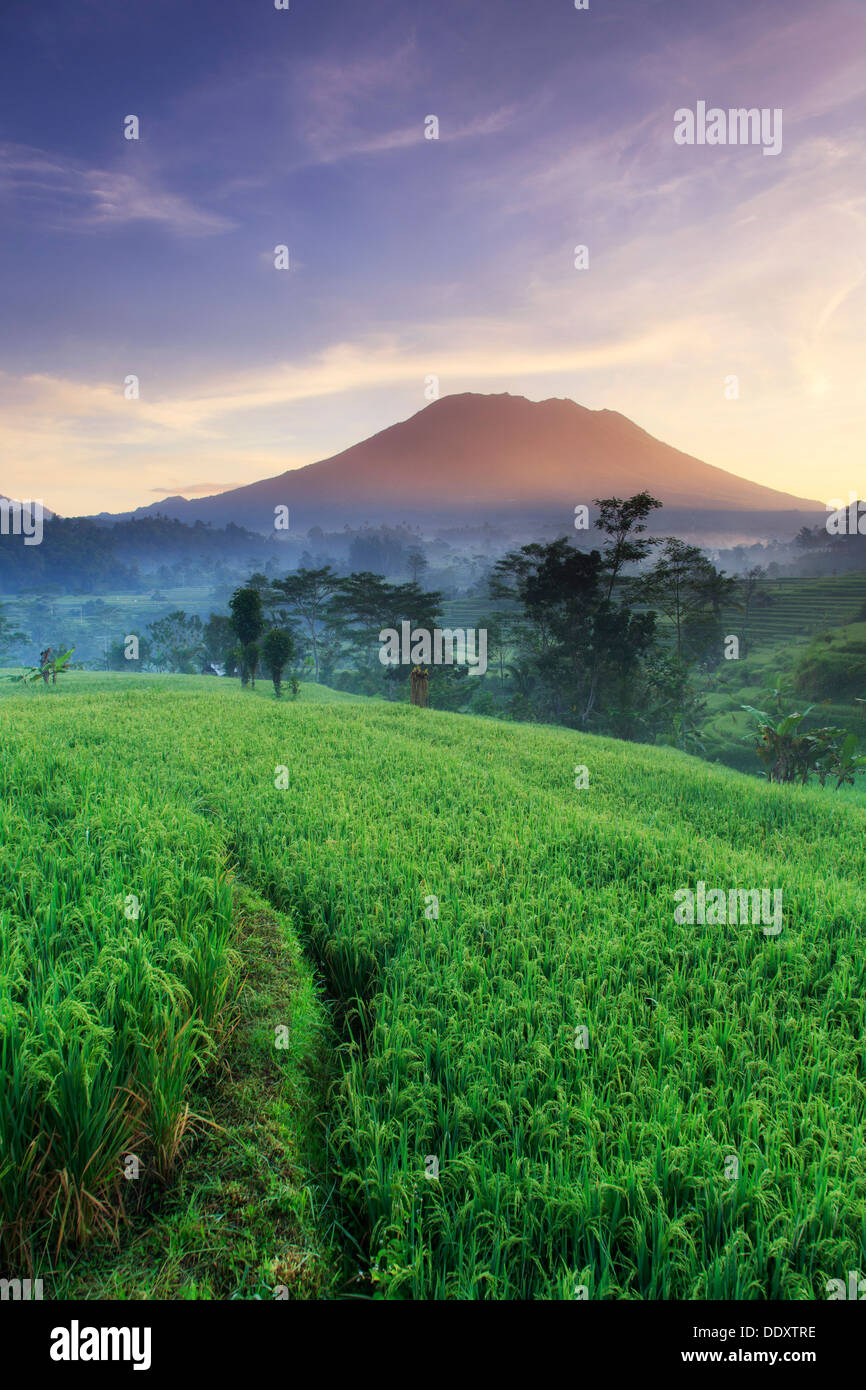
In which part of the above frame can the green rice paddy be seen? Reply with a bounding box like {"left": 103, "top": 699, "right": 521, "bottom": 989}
{"left": 1, "top": 673, "right": 863, "bottom": 1298}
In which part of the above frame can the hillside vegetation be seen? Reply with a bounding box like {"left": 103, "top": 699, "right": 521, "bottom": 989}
{"left": 1, "top": 674, "right": 864, "bottom": 1298}
{"left": 794, "top": 622, "right": 866, "bottom": 701}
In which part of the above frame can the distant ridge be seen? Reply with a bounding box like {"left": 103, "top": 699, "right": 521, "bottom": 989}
{"left": 1, "top": 495, "right": 57, "bottom": 517}
{"left": 87, "top": 393, "right": 821, "bottom": 532}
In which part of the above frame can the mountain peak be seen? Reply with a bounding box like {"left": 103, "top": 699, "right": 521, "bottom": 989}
{"left": 92, "top": 392, "right": 819, "bottom": 531}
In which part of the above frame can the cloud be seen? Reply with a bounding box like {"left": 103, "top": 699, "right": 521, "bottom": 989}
{"left": 289, "top": 42, "right": 518, "bottom": 167}
{"left": 303, "top": 105, "right": 517, "bottom": 165}
{"left": 149, "top": 481, "right": 243, "bottom": 496}
{"left": 83, "top": 170, "right": 234, "bottom": 234}
{"left": 0, "top": 321, "right": 692, "bottom": 442}
{"left": 0, "top": 143, "right": 235, "bottom": 236}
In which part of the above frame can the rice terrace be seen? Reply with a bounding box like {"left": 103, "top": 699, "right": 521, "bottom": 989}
{"left": 1, "top": 0, "right": 865, "bottom": 1365}
{"left": 1, "top": 671, "right": 864, "bottom": 1307}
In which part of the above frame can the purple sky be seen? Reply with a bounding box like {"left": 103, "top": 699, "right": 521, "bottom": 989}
{"left": 0, "top": 0, "right": 864, "bottom": 515}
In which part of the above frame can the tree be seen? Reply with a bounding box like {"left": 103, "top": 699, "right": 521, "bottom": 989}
{"left": 271, "top": 568, "right": 341, "bottom": 682}
{"left": 685, "top": 566, "right": 739, "bottom": 667}
{"left": 146, "top": 611, "right": 204, "bottom": 673}
{"left": 594, "top": 492, "right": 662, "bottom": 601}
{"left": 639, "top": 540, "right": 749, "bottom": 746}
{"left": 407, "top": 549, "right": 428, "bottom": 585}
{"left": 492, "top": 538, "right": 605, "bottom": 723}
{"left": 740, "top": 566, "right": 770, "bottom": 655}
{"left": 580, "top": 493, "right": 662, "bottom": 723}
{"left": 348, "top": 526, "right": 407, "bottom": 575}
{"left": 203, "top": 613, "right": 237, "bottom": 672}
{"left": 329, "top": 572, "right": 442, "bottom": 681}
{"left": 641, "top": 539, "right": 717, "bottom": 660}
{"left": 107, "top": 635, "right": 153, "bottom": 671}
{"left": 794, "top": 526, "right": 824, "bottom": 551}
{"left": 642, "top": 649, "right": 707, "bottom": 753}
{"left": 477, "top": 613, "right": 515, "bottom": 709}
{"left": 491, "top": 518, "right": 660, "bottom": 731}
{"left": 0, "top": 604, "right": 26, "bottom": 662}
{"left": 243, "top": 640, "right": 261, "bottom": 688}
{"left": 226, "top": 645, "right": 243, "bottom": 679}
{"left": 229, "top": 588, "right": 265, "bottom": 686}
{"left": 261, "top": 628, "right": 295, "bottom": 697}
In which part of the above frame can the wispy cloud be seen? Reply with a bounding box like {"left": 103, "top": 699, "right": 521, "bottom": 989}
{"left": 0, "top": 321, "right": 692, "bottom": 436}
{"left": 83, "top": 170, "right": 235, "bottom": 234}
{"left": 288, "top": 42, "right": 519, "bottom": 167}
{"left": 149, "top": 480, "right": 243, "bottom": 496}
{"left": 0, "top": 143, "right": 235, "bottom": 236}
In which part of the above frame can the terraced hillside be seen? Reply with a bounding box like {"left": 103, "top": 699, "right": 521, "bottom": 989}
{"left": 442, "top": 574, "right": 866, "bottom": 652}
{"left": 727, "top": 574, "right": 866, "bottom": 648}
{"left": 1, "top": 674, "right": 864, "bottom": 1299}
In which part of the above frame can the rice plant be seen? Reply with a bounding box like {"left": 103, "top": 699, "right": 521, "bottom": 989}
{"left": 0, "top": 685, "right": 234, "bottom": 1260}
{"left": 1, "top": 673, "right": 863, "bottom": 1298}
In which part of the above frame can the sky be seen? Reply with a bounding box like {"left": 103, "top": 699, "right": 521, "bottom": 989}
{"left": 0, "top": 0, "right": 864, "bottom": 517}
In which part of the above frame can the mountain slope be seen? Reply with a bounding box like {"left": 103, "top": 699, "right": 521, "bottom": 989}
{"left": 93, "top": 393, "right": 820, "bottom": 530}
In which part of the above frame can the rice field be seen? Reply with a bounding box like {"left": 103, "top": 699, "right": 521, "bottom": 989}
{"left": 442, "top": 573, "right": 866, "bottom": 651}
{"left": 726, "top": 574, "right": 866, "bottom": 646}
{"left": 1, "top": 673, "right": 864, "bottom": 1298}
{"left": 0, "top": 680, "right": 236, "bottom": 1259}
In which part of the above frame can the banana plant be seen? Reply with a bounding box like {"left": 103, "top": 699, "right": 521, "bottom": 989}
{"left": 832, "top": 731, "right": 866, "bottom": 789}
{"left": 741, "top": 702, "right": 864, "bottom": 787}
{"left": 15, "top": 647, "right": 75, "bottom": 686}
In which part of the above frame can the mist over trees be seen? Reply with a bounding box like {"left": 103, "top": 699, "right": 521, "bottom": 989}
{"left": 7, "top": 493, "right": 860, "bottom": 759}
{"left": 177, "top": 497, "right": 756, "bottom": 747}
{"left": 0, "top": 515, "right": 287, "bottom": 595}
